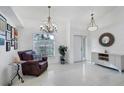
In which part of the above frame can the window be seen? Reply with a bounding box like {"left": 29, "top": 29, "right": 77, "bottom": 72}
{"left": 33, "top": 33, "right": 55, "bottom": 57}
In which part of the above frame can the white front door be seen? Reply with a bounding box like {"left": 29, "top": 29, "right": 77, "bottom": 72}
{"left": 73, "top": 35, "right": 86, "bottom": 62}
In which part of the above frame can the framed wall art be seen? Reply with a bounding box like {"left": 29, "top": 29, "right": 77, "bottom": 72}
{"left": 11, "top": 27, "right": 15, "bottom": 46}
{"left": 13, "top": 28, "right": 18, "bottom": 48}
{"left": 14, "top": 29, "right": 18, "bottom": 38}
{"left": 14, "top": 38, "right": 18, "bottom": 50}
{"left": 11, "top": 39, "right": 15, "bottom": 46}
{"left": 6, "top": 42, "right": 11, "bottom": 51}
{"left": 11, "top": 27, "right": 15, "bottom": 39}
{"left": 7, "top": 24, "right": 12, "bottom": 31}
{"left": 6, "top": 31, "right": 11, "bottom": 41}
{"left": 0, "top": 14, "right": 7, "bottom": 35}
{"left": 6, "top": 24, "right": 12, "bottom": 41}
{"left": 0, "top": 35, "right": 5, "bottom": 45}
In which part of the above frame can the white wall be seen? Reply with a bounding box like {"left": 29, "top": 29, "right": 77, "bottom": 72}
{"left": 0, "top": 12, "right": 18, "bottom": 85}
{"left": 90, "top": 7, "right": 124, "bottom": 55}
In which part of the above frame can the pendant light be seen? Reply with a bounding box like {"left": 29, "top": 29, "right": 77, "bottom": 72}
{"left": 88, "top": 12, "right": 98, "bottom": 31}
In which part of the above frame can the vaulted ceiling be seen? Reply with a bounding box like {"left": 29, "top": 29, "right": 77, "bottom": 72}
{"left": 0, "top": 6, "right": 121, "bottom": 30}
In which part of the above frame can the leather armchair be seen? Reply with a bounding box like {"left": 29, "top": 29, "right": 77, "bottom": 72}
{"left": 18, "top": 50, "right": 48, "bottom": 76}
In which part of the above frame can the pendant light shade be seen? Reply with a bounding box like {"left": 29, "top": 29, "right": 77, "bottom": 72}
{"left": 88, "top": 13, "right": 98, "bottom": 31}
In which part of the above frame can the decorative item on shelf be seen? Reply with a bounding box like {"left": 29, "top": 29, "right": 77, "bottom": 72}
{"left": 104, "top": 50, "right": 108, "bottom": 53}
{"left": 58, "top": 45, "right": 67, "bottom": 64}
{"left": 40, "top": 6, "right": 57, "bottom": 33}
{"left": 99, "top": 32, "right": 115, "bottom": 47}
{"left": 87, "top": 11, "right": 98, "bottom": 31}
{"left": 0, "top": 14, "right": 7, "bottom": 35}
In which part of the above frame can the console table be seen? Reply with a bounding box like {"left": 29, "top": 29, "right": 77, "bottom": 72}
{"left": 91, "top": 52, "right": 124, "bottom": 72}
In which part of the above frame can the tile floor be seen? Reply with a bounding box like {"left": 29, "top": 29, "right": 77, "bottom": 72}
{"left": 13, "top": 62, "right": 124, "bottom": 86}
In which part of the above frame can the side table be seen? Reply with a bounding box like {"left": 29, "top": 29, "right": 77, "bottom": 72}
{"left": 8, "top": 62, "right": 24, "bottom": 86}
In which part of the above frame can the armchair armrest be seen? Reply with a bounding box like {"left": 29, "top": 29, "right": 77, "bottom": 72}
{"left": 21, "top": 60, "right": 39, "bottom": 66}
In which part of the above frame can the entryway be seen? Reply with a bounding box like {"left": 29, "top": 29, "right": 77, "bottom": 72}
{"left": 73, "top": 35, "right": 86, "bottom": 63}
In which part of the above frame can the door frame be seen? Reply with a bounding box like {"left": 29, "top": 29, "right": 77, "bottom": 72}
{"left": 73, "top": 35, "right": 86, "bottom": 63}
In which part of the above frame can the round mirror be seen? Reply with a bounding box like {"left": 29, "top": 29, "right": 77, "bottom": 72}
{"left": 99, "top": 33, "right": 115, "bottom": 47}
{"left": 102, "top": 36, "right": 110, "bottom": 44}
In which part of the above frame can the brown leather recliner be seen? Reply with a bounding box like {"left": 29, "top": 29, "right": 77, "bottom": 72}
{"left": 18, "top": 50, "right": 48, "bottom": 76}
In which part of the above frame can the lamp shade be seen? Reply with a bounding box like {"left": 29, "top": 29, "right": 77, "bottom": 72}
{"left": 88, "top": 26, "right": 98, "bottom": 31}
{"left": 13, "top": 56, "right": 20, "bottom": 63}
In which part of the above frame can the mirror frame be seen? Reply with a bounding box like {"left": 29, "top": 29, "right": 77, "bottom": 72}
{"left": 99, "top": 32, "right": 115, "bottom": 47}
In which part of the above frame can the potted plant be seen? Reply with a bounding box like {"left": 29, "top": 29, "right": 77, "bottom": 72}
{"left": 58, "top": 45, "right": 67, "bottom": 64}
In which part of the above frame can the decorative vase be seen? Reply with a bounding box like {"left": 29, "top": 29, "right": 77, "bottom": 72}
{"left": 60, "top": 56, "right": 65, "bottom": 64}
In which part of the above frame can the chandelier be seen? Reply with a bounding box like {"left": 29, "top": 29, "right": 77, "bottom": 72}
{"left": 40, "top": 6, "right": 57, "bottom": 33}
{"left": 87, "top": 12, "right": 98, "bottom": 31}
